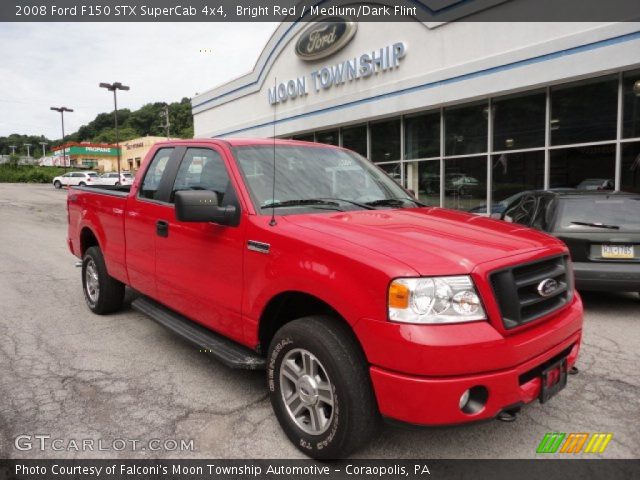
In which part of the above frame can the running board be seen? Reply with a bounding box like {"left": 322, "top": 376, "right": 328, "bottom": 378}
{"left": 131, "top": 296, "right": 266, "bottom": 370}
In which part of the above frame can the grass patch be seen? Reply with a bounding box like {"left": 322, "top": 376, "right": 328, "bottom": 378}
{"left": 0, "top": 165, "right": 68, "bottom": 183}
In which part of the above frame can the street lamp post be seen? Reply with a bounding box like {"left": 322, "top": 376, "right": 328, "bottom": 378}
{"left": 99, "top": 82, "right": 129, "bottom": 178}
{"left": 50, "top": 106, "right": 73, "bottom": 171}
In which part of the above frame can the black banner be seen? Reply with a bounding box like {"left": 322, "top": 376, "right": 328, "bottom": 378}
{"left": 1, "top": 460, "right": 640, "bottom": 480}
{"left": 2, "top": 0, "right": 640, "bottom": 22}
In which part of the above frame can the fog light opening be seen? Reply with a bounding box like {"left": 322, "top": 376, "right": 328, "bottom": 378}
{"left": 460, "top": 386, "right": 488, "bottom": 415}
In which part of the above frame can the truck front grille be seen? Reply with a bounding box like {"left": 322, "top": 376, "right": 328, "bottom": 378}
{"left": 490, "top": 255, "right": 572, "bottom": 329}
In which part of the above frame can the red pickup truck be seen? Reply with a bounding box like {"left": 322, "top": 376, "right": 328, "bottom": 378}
{"left": 67, "top": 138, "right": 583, "bottom": 458}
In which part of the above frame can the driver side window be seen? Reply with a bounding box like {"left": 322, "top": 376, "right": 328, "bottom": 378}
{"left": 171, "top": 148, "right": 230, "bottom": 204}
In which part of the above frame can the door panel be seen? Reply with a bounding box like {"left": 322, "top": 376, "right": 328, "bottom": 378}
{"left": 154, "top": 147, "right": 246, "bottom": 344}
{"left": 125, "top": 147, "right": 177, "bottom": 297}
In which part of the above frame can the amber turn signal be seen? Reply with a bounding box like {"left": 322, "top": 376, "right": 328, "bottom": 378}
{"left": 389, "top": 281, "right": 410, "bottom": 309}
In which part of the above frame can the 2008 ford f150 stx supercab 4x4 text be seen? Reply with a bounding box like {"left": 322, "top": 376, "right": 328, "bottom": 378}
{"left": 67, "top": 139, "right": 583, "bottom": 458}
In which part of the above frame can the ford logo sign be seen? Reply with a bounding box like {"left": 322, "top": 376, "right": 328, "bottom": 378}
{"left": 295, "top": 17, "right": 357, "bottom": 61}
{"left": 537, "top": 278, "right": 559, "bottom": 297}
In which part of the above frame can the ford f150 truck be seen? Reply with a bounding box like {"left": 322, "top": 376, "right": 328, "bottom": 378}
{"left": 67, "top": 139, "right": 583, "bottom": 458}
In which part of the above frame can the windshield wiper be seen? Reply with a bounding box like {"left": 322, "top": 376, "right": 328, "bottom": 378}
{"left": 261, "top": 199, "right": 342, "bottom": 209}
{"left": 365, "top": 198, "right": 423, "bottom": 207}
{"left": 315, "top": 197, "right": 375, "bottom": 210}
{"left": 570, "top": 221, "right": 620, "bottom": 230}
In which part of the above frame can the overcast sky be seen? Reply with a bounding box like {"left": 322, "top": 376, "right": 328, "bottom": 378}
{"left": 0, "top": 22, "right": 278, "bottom": 139}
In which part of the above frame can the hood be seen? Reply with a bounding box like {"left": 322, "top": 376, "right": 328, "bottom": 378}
{"left": 284, "top": 207, "right": 561, "bottom": 275}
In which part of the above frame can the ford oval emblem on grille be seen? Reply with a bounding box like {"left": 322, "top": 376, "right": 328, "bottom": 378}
{"left": 537, "top": 278, "right": 558, "bottom": 297}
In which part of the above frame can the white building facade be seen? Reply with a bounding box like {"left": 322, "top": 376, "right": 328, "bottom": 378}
{"left": 192, "top": 7, "right": 640, "bottom": 212}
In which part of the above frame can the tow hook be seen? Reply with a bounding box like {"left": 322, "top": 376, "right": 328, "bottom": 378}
{"left": 497, "top": 407, "right": 520, "bottom": 422}
{"left": 569, "top": 366, "right": 579, "bottom": 375}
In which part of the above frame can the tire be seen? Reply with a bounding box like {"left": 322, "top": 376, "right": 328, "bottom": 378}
{"left": 53, "top": 180, "right": 61, "bottom": 189}
{"left": 79, "top": 182, "right": 86, "bottom": 186}
{"left": 82, "top": 246, "right": 125, "bottom": 314}
{"left": 115, "top": 182, "right": 120, "bottom": 186}
{"left": 267, "top": 316, "right": 380, "bottom": 459}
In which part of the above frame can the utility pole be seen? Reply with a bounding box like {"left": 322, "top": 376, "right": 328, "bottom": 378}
{"left": 159, "top": 104, "right": 171, "bottom": 140}
{"left": 99, "top": 82, "right": 130, "bottom": 178}
{"left": 50, "top": 106, "right": 73, "bottom": 171}
{"left": 23, "top": 143, "right": 32, "bottom": 159}
{"left": 40, "top": 142, "right": 48, "bottom": 158}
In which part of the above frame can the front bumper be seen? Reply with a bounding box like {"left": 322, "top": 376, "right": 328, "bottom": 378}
{"left": 370, "top": 332, "right": 581, "bottom": 426}
{"left": 573, "top": 261, "right": 640, "bottom": 291}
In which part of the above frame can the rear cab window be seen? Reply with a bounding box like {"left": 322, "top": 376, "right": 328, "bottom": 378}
{"left": 139, "top": 148, "right": 174, "bottom": 200}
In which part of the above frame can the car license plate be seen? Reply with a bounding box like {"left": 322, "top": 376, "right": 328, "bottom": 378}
{"left": 601, "top": 244, "right": 634, "bottom": 259}
{"left": 539, "top": 358, "right": 567, "bottom": 404}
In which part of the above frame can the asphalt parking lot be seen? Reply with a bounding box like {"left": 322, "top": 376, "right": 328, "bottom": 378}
{"left": 0, "top": 183, "right": 638, "bottom": 459}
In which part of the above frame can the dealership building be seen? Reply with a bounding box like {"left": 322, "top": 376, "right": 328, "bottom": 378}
{"left": 192, "top": 10, "right": 640, "bottom": 212}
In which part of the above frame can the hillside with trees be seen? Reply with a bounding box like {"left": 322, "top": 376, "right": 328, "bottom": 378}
{"left": 0, "top": 97, "right": 194, "bottom": 157}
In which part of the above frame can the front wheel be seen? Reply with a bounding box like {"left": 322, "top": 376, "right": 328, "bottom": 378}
{"left": 82, "top": 246, "right": 125, "bottom": 314}
{"left": 267, "top": 316, "right": 380, "bottom": 459}
{"left": 79, "top": 182, "right": 86, "bottom": 186}
{"left": 53, "top": 180, "right": 61, "bottom": 189}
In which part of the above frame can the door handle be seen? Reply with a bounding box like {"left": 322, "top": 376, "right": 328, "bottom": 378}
{"left": 156, "top": 220, "right": 169, "bottom": 238}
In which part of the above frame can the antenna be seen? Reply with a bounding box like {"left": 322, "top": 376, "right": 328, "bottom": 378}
{"left": 269, "top": 76, "right": 277, "bottom": 227}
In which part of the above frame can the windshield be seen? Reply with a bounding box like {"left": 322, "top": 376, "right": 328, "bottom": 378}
{"left": 233, "top": 145, "right": 416, "bottom": 214}
{"left": 557, "top": 196, "right": 640, "bottom": 232}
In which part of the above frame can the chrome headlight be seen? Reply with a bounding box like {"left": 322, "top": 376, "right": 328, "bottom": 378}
{"left": 388, "top": 276, "right": 486, "bottom": 324}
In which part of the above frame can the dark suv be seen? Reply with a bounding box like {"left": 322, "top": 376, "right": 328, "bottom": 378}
{"left": 501, "top": 190, "right": 640, "bottom": 295}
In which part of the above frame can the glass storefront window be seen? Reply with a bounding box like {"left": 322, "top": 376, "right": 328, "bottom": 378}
{"left": 376, "top": 162, "right": 403, "bottom": 186}
{"left": 370, "top": 118, "right": 401, "bottom": 162}
{"left": 292, "top": 133, "right": 315, "bottom": 142}
{"left": 443, "top": 156, "right": 487, "bottom": 211}
{"left": 493, "top": 91, "right": 545, "bottom": 150}
{"left": 405, "top": 111, "right": 440, "bottom": 159}
{"left": 445, "top": 102, "right": 487, "bottom": 156}
{"left": 551, "top": 76, "right": 618, "bottom": 145}
{"left": 550, "top": 145, "right": 615, "bottom": 189}
{"left": 621, "top": 142, "right": 640, "bottom": 193}
{"left": 316, "top": 129, "right": 339, "bottom": 146}
{"left": 406, "top": 160, "right": 440, "bottom": 206}
{"left": 341, "top": 124, "right": 367, "bottom": 157}
{"left": 490, "top": 151, "right": 544, "bottom": 214}
{"left": 622, "top": 69, "right": 640, "bottom": 139}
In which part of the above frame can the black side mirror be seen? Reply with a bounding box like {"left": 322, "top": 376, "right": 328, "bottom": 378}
{"left": 174, "top": 190, "right": 239, "bottom": 226}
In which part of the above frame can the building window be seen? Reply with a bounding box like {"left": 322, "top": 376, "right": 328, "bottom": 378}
{"left": 623, "top": 69, "right": 640, "bottom": 139}
{"left": 445, "top": 102, "right": 488, "bottom": 156}
{"left": 292, "top": 133, "right": 315, "bottom": 142}
{"left": 492, "top": 151, "right": 545, "bottom": 205}
{"left": 316, "top": 129, "right": 339, "bottom": 146}
{"left": 406, "top": 160, "right": 440, "bottom": 206}
{"left": 621, "top": 142, "right": 640, "bottom": 193}
{"left": 550, "top": 76, "right": 618, "bottom": 145}
{"left": 405, "top": 111, "right": 440, "bottom": 160}
{"left": 341, "top": 124, "right": 367, "bottom": 157}
{"left": 135, "top": 157, "right": 141, "bottom": 169}
{"left": 550, "top": 145, "right": 615, "bottom": 189}
{"left": 493, "top": 91, "right": 545, "bottom": 150}
{"left": 443, "top": 156, "right": 486, "bottom": 211}
{"left": 370, "top": 118, "right": 401, "bottom": 162}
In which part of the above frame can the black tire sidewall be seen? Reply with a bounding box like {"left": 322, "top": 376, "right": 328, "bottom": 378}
{"left": 268, "top": 320, "right": 365, "bottom": 458}
{"left": 54, "top": 181, "right": 61, "bottom": 189}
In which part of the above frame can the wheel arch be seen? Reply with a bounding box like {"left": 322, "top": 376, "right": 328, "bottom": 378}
{"left": 257, "top": 290, "right": 365, "bottom": 357}
{"left": 79, "top": 226, "right": 101, "bottom": 256}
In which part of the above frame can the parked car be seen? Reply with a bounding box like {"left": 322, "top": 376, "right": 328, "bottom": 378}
{"left": 501, "top": 190, "right": 640, "bottom": 294}
{"left": 67, "top": 139, "right": 583, "bottom": 459}
{"left": 97, "top": 172, "right": 134, "bottom": 186}
{"left": 468, "top": 188, "right": 575, "bottom": 215}
{"left": 576, "top": 178, "right": 614, "bottom": 190}
{"left": 52, "top": 171, "right": 99, "bottom": 189}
